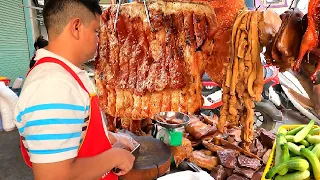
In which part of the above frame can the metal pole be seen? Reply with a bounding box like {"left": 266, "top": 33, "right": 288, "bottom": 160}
{"left": 19, "top": 4, "right": 43, "bottom": 10}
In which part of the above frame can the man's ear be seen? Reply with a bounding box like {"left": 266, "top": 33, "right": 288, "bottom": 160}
{"left": 70, "top": 18, "right": 81, "bottom": 40}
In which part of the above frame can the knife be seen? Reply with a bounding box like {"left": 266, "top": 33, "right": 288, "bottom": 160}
{"left": 112, "top": 144, "right": 141, "bottom": 173}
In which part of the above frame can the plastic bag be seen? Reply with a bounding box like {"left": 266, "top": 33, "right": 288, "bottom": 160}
{"left": 111, "top": 132, "right": 139, "bottom": 151}
{"left": 0, "top": 82, "right": 18, "bottom": 132}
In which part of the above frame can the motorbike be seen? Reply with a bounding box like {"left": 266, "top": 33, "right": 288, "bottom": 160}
{"left": 276, "top": 70, "right": 320, "bottom": 124}
{"left": 201, "top": 65, "right": 283, "bottom": 131}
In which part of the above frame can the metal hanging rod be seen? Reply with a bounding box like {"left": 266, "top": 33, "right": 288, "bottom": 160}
{"left": 19, "top": 4, "right": 43, "bottom": 10}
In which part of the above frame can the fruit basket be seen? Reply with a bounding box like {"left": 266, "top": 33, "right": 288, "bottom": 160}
{"left": 262, "top": 124, "right": 320, "bottom": 180}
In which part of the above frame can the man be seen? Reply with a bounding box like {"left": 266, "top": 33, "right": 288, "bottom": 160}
{"left": 30, "top": 35, "right": 48, "bottom": 69}
{"left": 14, "top": 1, "right": 135, "bottom": 180}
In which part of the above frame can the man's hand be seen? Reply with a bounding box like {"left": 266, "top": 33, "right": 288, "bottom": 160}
{"left": 113, "top": 148, "right": 135, "bottom": 176}
{"left": 33, "top": 148, "right": 135, "bottom": 180}
{"left": 110, "top": 132, "right": 139, "bottom": 151}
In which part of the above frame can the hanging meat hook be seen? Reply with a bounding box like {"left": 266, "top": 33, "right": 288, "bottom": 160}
{"left": 144, "top": 0, "right": 154, "bottom": 32}
{"left": 114, "top": 0, "right": 154, "bottom": 32}
{"left": 266, "top": 4, "right": 271, "bottom": 10}
{"left": 114, "top": 0, "right": 122, "bottom": 31}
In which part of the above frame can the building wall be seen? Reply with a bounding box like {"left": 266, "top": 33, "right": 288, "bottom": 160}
{"left": 0, "top": 0, "right": 38, "bottom": 85}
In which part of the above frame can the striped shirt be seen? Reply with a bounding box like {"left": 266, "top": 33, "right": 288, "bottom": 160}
{"left": 14, "top": 49, "right": 107, "bottom": 163}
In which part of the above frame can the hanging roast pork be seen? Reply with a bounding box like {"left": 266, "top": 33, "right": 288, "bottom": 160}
{"left": 95, "top": 0, "right": 218, "bottom": 133}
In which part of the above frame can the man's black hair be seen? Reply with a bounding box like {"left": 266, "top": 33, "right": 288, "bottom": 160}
{"left": 34, "top": 35, "right": 48, "bottom": 49}
{"left": 43, "top": 0, "right": 102, "bottom": 36}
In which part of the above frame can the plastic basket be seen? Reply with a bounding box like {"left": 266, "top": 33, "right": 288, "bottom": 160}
{"left": 262, "top": 124, "right": 320, "bottom": 180}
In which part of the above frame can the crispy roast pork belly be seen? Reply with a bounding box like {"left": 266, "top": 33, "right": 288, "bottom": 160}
{"left": 189, "top": 150, "right": 218, "bottom": 170}
{"left": 189, "top": 0, "right": 246, "bottom": 86}
{"left": 95, "top": 1, "right": 218, "bottom": 124}
{"left": 170, "top": 137, "right": 193, "bottom": 166}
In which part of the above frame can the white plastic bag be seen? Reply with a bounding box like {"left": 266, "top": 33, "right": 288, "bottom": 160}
{"left": 157, "top": 170, "right": 215, "bottom": 180}
{"left": 0, "top": 82, "right": 18, "bottom": 132}
{"left": 110, "top": 132, "right": 139, "bottom": 151}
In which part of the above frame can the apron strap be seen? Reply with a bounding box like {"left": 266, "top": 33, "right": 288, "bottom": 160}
{"left": 21, "top": 56, "right": 92, "bottom": 168}
{"left": 28, "top": 57, "right": 90, "bottom": 95}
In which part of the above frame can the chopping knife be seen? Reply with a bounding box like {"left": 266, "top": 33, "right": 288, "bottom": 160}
{"left": 112, "top": 144, "right": 141, "bottom": 173}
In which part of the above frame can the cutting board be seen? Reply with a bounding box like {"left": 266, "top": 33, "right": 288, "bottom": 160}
{"left": 120, "top": 136, "right": 172, "bottom": 180}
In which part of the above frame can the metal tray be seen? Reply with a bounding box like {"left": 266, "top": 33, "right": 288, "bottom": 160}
{"left": 154, "top": 112, "right": 190, "bottom": 129}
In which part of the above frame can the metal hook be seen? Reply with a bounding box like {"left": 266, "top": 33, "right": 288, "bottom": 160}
{"left": 266, "top": 4, "right": 271, "bottom": 10}
{"left": 255, "top": 5, "right": 261, "bottom": 11}
{"left": 143, "top": 0, "right": 154, "bottom": 32}
{"left": 289, "top": 0, "right": 295, "bottom": 9}
{"left": 114, "top": 0, "right": 123, "bottom": 32}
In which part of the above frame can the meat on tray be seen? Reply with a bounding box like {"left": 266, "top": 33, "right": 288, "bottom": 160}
{"left": 237, "top": 155, "right": 261, "bottom": 170}
{"left": 216, "top": 149, "right": 239, "bottom": 169}
{"left": 210, "top": 165, "right": 228, "bottom": 180}
{"left": 170, "top": 137, "right": 193, "bottom": 166}
{"left": 227, "top": 174, "right": 249, "bottom": 180}
{"left": 233, "top": 167, "right": 255, "bottom": 179}
{"left": 189, "top": 150, "right": 218, "bottom": 170}
{"left": 185, "top": 116, "right": 217, "bottom": 139}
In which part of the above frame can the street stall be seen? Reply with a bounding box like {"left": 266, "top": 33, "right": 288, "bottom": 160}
{"left": 92, "top": 0, "right": 320, "bottom": 179}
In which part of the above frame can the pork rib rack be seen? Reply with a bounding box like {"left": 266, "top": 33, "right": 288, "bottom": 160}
{"left": 95, "top": 1, "right": 218, "bottom": 132}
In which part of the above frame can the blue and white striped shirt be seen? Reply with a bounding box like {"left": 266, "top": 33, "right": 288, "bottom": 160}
{"left": 14, "top": 49, "right": 97, "bottom": 163}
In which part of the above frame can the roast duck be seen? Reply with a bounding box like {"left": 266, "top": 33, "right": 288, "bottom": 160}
{"left": 264, "top": 0, "right": 320, "bottom": 83}
{"left": 294, "top": 0, "right": 320, "bottom": 83}
{"left": 264, "top": 8, "right": 304, "bottom": 72}
{"left": 95, "top": 0, "right": 218, "bottom": 134}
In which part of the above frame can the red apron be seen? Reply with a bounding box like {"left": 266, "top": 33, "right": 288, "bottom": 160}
{"left": 19, "top": 57, "right": 118, "bottom": 180}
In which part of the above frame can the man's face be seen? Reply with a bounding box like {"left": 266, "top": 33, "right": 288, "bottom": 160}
{"left": 80, "top": 14, "right": 100, "bottom": 61}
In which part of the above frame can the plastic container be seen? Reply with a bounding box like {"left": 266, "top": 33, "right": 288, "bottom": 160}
{"left": 262, "top": 124, "right": 320, "bottom": 180}
{"left": 12, "top": 76, "right": 23, "bottom": 89}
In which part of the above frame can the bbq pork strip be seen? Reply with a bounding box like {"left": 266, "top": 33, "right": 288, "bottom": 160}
{"left": 169, "top": 13, "right": 185, "bottom": 89}
{"left": 173, "top": 12, "right": 186, "bottom": 112}
{"left": 95, "top": 11, "right": 110, "bottom": 113}
{"left": 127, "top": 17, "right": 140, "bottom": 91}
{"left": 105, "top": 8, "right": 119, "bottom": 117}
{"left": 115, "top": 89, "right": 125, "bottom": 117}
{"left": 131, "top": 17, "right": 148, "bottom": 119}
{"left": 105, "top": 7, "right": 119, "bottom": 89}
{"left": 123, "top": 90, "right": 133, "bottom": 118}
{"left": 152, "top": 10, "right": 167, "bottom": 92}
{"left": 183, "top": 11, "right": 200, "bottom": 115}
{"left": 116, "top": 14, "right": 131, "bottom": 89}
